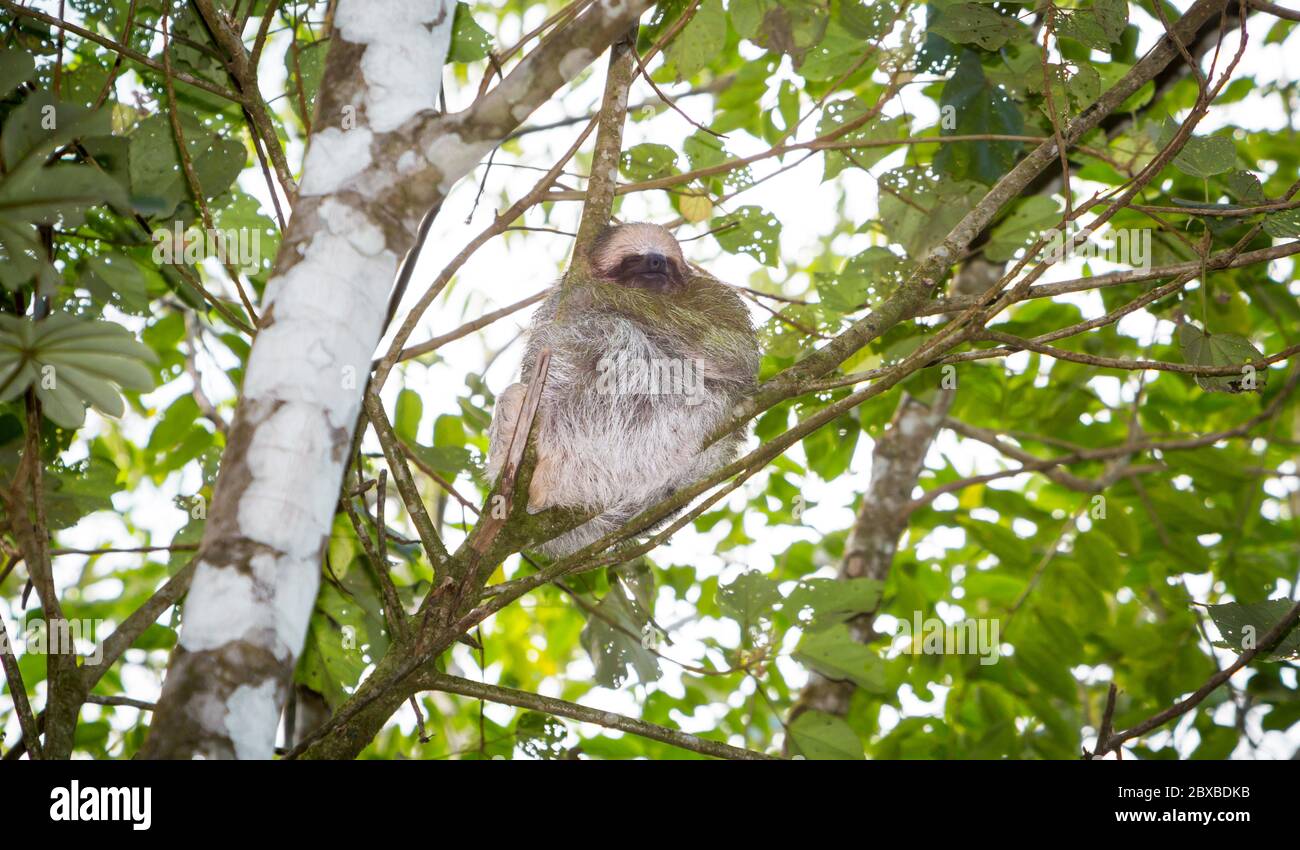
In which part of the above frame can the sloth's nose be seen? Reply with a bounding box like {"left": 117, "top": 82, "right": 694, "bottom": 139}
{"left": 645, "top": 252, "right": 667, "bottom": 272}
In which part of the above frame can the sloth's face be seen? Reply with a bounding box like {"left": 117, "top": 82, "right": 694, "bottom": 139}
{"left": 590, "top": 223, "right": 687, "bottom": 293}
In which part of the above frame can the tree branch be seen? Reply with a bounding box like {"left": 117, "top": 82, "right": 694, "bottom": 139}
{"left": 415, "top": 672, "right": 779, "bottom": 760}
{"left": 1091, "top": 599, "right": 1300, "bottom": 758}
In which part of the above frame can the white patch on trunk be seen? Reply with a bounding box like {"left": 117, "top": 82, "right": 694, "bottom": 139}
{"left": 335, "top": 0, "right": 453, "bottom": 133}
{"left": 244, "top": 205, "right": 396, "bottom": 431}
{"left": 274, "top": 554, "right": 321, "bottom": 658}
{"left": 424, "top": 132, "right": 495, "bottom": 193}
{"left": 226, "top": 679, "right": 280, "bottom": 760}
{"left": 396, "top": 150, "right": 420, "bottom": 174}
{"left": 299, "top": 127, "right": 374, "bottom": 196}
{"left": 178, "top": 560, "right": 260, "bottom": 652}
{"left": 239, "top": 403, "right": 347, "bottom": 561}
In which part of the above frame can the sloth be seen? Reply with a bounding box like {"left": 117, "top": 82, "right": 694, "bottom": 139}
{"left": 486, "top": 222, "right": 760, "bottom": 557}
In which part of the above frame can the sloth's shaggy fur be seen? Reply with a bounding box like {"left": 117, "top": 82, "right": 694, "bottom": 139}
{"left": 487, "top": 223, "right": 759, "bottom": 557}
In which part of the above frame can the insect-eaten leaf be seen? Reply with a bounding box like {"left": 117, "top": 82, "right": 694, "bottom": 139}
{"left": 1177, "top": 323, "right": 1266, "bottom": 394}
{"left": 515, "top": 711, "right": 568, "bottom": 759}
{"left": 712, "top": 205, "right": 782, "bottom": 266}
{"left": 929, "top": 3, "right": 1029, "bottom": 51}
{"left": 580, "top": 563, "right": 661, "bottom": 688}
{"left": 1157, "top": 119, "right": 1237, "bottom": 179}
{"left": 1205, "top": 599, "right": 1300, "bottom": 661}
{"left": 664, "top": 0, "right": 726, "bottom": 79}
{"left": 786, "top": 577, "right": 882, "bottom": 631}
{"left": 718, "top": 570, "right": 781, "bottom": 634}
{"left": 448, "top": 2, "right": 494, "bottom": 63}
{"left": 619, "top": 143, "right": 679, "bottom": 182}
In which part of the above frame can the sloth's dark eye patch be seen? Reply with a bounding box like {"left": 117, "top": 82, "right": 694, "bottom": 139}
{"left": 612, "top": 252, "right": 684, "bottom": 291}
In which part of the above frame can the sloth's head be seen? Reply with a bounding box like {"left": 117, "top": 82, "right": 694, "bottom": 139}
{"left": 588, "top": 222, "right": 687, "bottom": 293}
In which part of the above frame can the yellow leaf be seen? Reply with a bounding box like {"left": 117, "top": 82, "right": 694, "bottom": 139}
{"left": 679, "top": 194, "right": 712, "bottom": 223}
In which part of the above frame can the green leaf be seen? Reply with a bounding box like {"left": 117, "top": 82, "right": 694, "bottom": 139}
{"left": 0, "top": 314, "right": 159, "bottom": 429}
{"left": 0, "top": 161, "right": 128, "bottom": 226}
{"left": 394, "top": 388, "right": 424, "bottom": 444}
{"left": 1092, "top": 0, "right": 1129, "bottom": 44}
{"left": 0, "top": 218, "right": 58, "bottom": 291}
{"left": 794, "top": 622, "right": 886, "bottom": 691}
{"left": 930, "top": 4, "right": 1028, "bottom": 51}
{"left": 877, "top": 165, "right": 984, "bottom": 257}
{"left": 1205, "top": 599, "right": 1300, "bottom": 661}
{"left": 934, "top": 51, "right": 1025, "bottom": 184}
{"left": 516, "top": 711, "right": 567, "bottom": 759}
{"left": 619, "top": 143, "right": 679, "bottom": 181}
{"left": 1057, "top": 0, "right": 1128, "bottom": 49}
{"left": 1177, "top": 323, "right": 1266, "bottom": 393}
{"left": 835, "top": 0, "right": 901, "bottom": 40}
{"left": 580, "top": 582, "right": 661, "bottom": 688}
{"left": 788, "top": 710, "right": 865, "bottom": 759}
{"left": 713, "top": 205, "right": 781, "bottom": 266}
{"left": 82, "top": 254, "right": 149, "bottom": 315}
{"left": 128, "top": 114, "right": 245, "bottom": 219}
{"left": 1066, "top": 64, "right": 1101, "bottom": 111}
{"left": 448, "top": 2, "right": 493, "bottom": 63}
{"left": 1158, "top": 120, "right": 1236, "bottom": 179}
{"left": 284, "top": 40, "right": 328, "bottom": 125}
{"left": 1263, "top": 207, "right": 1300, "bottom": 238}
{"left": 799, "top": 20, "right": 871, "bottom": 81}
{"left": 786, "top": 577, "right": 882, "bottom": 630}
{"left": 0, "top": 93, "right": 112, "bottom": 168}
{"left": 683, "top": 131, "right": 728, "bottom": 171}
{"left": 665, "top": 0, "right": 726, "bottom": 79}
{"left": 297, "top": 578, "right": 390, "bottom": 710}
{"left": 817, "top": 100, "right": 908, "bottom": 180}
{"left": 1223, "top": 169, "right": 1265, "bottom": 205}
{"left": 717, "top": 570, "right": 781, "bottom": 633}
{"left": 42, "top": 456, "right": 118, "bottom": 530}
{"left": 734, "top": 0, "right": 831, "bottom": 61}
{"left": 986, "top": 196, "right": 1060, "bottom": 262}
{"left": 816, "top": 246, "right": 908, "bottom": 313}
{"left": 0, "top": 48, "right": 35, "bottom": 97}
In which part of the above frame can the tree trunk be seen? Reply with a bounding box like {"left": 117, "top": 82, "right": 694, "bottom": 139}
{"left": 142, "top": 0, "right": 655, "bottom": 759}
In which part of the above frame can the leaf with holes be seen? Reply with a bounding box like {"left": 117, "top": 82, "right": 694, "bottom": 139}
{"left": 1158, "top": 120, "right": 1237, "bottom": 179}
{"left": 817, "top": 102, "right": 908, "bottom": 181}
{"left": 718, "top": 570, "right": 781, "bottom": 633}
{"left": 580, "top": 582, "right": 660, "bottom": 688}
{"left": 665, "top": 0, "right": 726, "bottom": 80}
{"left": 449, "top": 2, "right": 493, "bottom": 62}
{"left": 619, "top": 143, "right": 679, "bottom": 182}
{"left": 1206, "top": 599, "right": 1300, "bottom": 661}
{"left": 786, "top": 577, "right": 882, "bottom": 631}
{"left": 713, "top": 205, "right": 782, "bottom": 266}
{"left": 930, "top": 4, "right": 1029, "bottom": 51}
